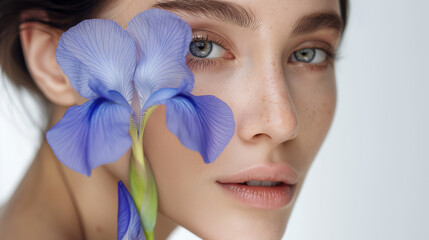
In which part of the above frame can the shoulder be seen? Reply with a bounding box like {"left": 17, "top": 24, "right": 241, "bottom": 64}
{"left": 0, "top": 200, "right": 76, "bottom": 240}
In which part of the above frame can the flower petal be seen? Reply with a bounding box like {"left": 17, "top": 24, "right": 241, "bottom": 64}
{"left": 126, "top": 9, "right": 194, "bottom": 105}
{"left": 165, "top": 93, "right": 235, "bottom": 163}
{"left": 117, "top": 181, "right": 145, "bottom": 240}
{"left": 141, "top": 79, "right": 193, "bottom": 113}
{"left": 88, "top": 78, "right": 133, "bottom": 110}
{"left": 46, "top": 97, "right": 132, "bottom": 176}
{"left": 56, "top": 19, "right": 136, "bottom": 100}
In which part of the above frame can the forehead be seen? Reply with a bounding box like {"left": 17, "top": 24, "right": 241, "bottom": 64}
{"left": 239, "top": 0, "right": 340, "bottom": 31}
{"left": 101, "top": 0, "right": 341, "bottom": 31}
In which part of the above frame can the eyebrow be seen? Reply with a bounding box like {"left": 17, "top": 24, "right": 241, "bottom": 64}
{"left": 152, "top": 0, "right": 344, "bottom": 36}
{"left": 292, "top": 12, "right": 344, "bottom": 36}
{"left": 151, "top": 0, "right": 262, "bottom": 31}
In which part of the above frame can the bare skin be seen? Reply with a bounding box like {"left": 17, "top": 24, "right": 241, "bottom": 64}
{"left": 0, "top": 106, "right": 177, "bottom": 240}
{"left": 0, "top": 0, "right": 343, "bottom": 239}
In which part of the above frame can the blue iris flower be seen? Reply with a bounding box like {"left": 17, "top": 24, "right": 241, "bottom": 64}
{"left": 117, "top": 181, "right": 145, "bottom": 240}
{"left": 46, "top": 9, "right": 235, "bottom": 175}
{"left": 46, "top": 9, "right": 235, "bottom": 240}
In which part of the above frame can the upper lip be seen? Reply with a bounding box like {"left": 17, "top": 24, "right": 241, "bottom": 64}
{"left": 216, "top": 163, "right": 299, "bottom": 185}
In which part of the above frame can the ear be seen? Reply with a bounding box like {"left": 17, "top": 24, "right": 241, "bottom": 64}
{"left": 19, "top": 16, "right": 81, "bottom": 106}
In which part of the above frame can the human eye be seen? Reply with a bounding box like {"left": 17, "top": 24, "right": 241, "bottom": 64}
{"left": 186, "top": 32, "right": 234, "bottom": 71}
{"left": 189, "top": 35, "right": 225, "bottom": 59}
{"left": 288, "top": 44, "right": 337, "bottom": 72}
{"left": 290, "top": 48, "right": 328, "bottom": 64}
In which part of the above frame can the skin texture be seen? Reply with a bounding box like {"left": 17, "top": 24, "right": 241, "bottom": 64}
{"left": 0, "top": 0, "right": 342, "bottom": 239}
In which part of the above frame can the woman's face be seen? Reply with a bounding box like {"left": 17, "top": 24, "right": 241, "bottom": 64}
{"left": 102, "top": 0, "right": 343, "bottom": 239}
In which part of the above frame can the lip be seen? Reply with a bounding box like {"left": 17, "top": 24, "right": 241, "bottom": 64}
{"left": 216, "top": 164, "right": 299, "bottom": 209}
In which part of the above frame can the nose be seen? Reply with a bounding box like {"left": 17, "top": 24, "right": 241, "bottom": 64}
{"left": 237, "top": 57, "right": 299, "bottom": 145}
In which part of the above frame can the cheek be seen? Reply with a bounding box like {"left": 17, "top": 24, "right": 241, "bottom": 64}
{"left": 297, "top": 73, "right": 336, "bottom": 130}
{"left": 142, "top": 105, "right": 210, "bottom": 219}
{"left": 143, "top": 105, "right": 204, "bottom": 181}
{"left": 288, "top": 69, "right": 337, "bottom": 169}
{"left": 142, "top": 106, "right": 291, "bottom": 239}
{"left": 104, "top": 148, "right": 132, "bottom": 184}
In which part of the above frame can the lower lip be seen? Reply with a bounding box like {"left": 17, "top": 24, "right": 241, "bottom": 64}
{"left": 217, "top": 182, "right": 296, "bottom": 209}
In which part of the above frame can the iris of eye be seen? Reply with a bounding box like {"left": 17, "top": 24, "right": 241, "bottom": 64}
{"left": 294, "top": 48, "right": 316, "bottom": 63}
{"left": 190, "top": 41, "right": 213, "bottom": 58}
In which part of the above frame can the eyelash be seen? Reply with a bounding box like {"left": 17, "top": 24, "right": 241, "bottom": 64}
{"left": 289, "top": 46, "right": 336, "bottom": 72}
{"left": 186, "top": 33, "right": 228, "bottom": 71}
{"left": 186, "top": 32, "right": 336, "bottom": 71}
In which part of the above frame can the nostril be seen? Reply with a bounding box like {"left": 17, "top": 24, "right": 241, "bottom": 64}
{"left": 236, "top": 101, "right": 299, "bottom": 144}
{"left": 253, "top": 133, "right": 267, "bottom": 139}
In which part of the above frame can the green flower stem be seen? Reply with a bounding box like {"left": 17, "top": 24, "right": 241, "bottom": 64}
{"left": 129, "top": 105, "right": 159, "bottom": 240}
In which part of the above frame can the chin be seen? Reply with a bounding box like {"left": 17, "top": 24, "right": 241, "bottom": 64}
{"left": 154, "top": 158, "right": 301, "bottom": 240}
{"left": 161, "top": 184, "right": 295, "bottom": 240}
{"left": 184, "top": 207, "right": 291, "bottom": 240}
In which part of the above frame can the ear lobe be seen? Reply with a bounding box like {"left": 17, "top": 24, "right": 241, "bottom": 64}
{"left": 19, "top": 21, "right": 81, "bottom": 106}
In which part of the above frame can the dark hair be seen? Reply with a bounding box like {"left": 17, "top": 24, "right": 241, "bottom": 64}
{"left": 0, "top": 0, "right": 349, "bottom": 101}
{"left": 0, "top": 0, "right": 113, "bottom": 102}
{"left": 340, "top": 0, "right": 348, "bottom": 32}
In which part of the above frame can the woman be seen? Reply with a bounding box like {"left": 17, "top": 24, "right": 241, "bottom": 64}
{"left": 0, "top": 0, "right": 348, "bottom": 239}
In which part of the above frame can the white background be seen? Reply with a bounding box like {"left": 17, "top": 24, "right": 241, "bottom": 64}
{"left": 1, "top": 0, "right": 428, "bottom": 239}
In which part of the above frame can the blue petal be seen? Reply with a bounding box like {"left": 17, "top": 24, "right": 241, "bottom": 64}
{"left": 141, "top": 79, "right": 193, "bottom": 112}
{"left": 56, "top": 19, "right": 136, "bottom": 101}
{"left": 165, "top": 93, "right": 235, "bottom": 163}
{"left": 46, "top": 97, "right": 132, "bottom": 176}
{"left": 117, "top": 181, "right": 145, "bottom": 240}
{"left": 126, "top": 9, "right": 194, "bottom": 105}
{"left": 141, "top": 87, "right": 179, "bottom": 112}
{"left": 89, "top": 78, "right": 133, "bottom": 111}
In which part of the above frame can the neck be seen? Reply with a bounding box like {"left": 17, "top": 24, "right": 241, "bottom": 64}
{"left": 24, "top": 139, "right": 177, "bottom": 240}
{"left": 31, "top": 138, "right": 120, "bottom": 239}
{"left": 0, "top": 104, "right": 178, "bottom": 239}
{"left": 10, "top": 105, "right": 178, "bottom": 239}
{"left": 39, "top": 105, "right": 121, "bottom": 239}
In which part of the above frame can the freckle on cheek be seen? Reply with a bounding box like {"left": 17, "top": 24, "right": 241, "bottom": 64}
{"left": 306, "top": 109, "right": 313, "bottom": 120}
